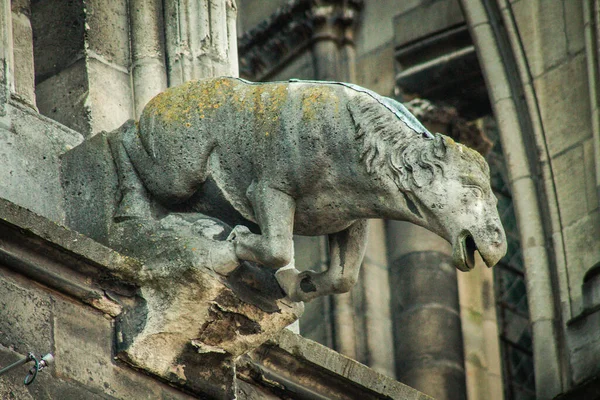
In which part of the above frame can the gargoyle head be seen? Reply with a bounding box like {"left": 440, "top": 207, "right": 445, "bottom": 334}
{"left": 407, "top": 134, "right": 507, "bottom": 271}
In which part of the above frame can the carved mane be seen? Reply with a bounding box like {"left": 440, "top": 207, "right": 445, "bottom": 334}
{"left": 347, "top": 94, "right": 489, "bottom": 191}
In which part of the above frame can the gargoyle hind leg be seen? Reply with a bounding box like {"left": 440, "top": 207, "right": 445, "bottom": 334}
{"left": 228, "top": 183, "right": 296, "bottom": 269}
{"left": 107, "top": 120, "right": 152, "bottom": 221}
{"left": 276, "top": 219, "right": 369, "bottom": 302}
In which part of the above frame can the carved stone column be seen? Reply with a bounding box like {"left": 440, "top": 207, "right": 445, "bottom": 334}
{"left": 387, "top": 221, "right": 466, "bottom": 400}
{"left": 164, "top": 0, "right": 238, "bottom": 86}
{"left": 311, "top": 0, "right": 361, "bottom": 82}
{"left": 129, "top": 0, "right": 168, "bottom": 117}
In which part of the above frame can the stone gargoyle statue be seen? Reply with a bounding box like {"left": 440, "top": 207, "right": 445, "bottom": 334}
{"left": 107, "top": 77, "right": 507, "bottom": 303}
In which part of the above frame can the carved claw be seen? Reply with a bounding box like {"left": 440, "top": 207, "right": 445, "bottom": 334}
{"left": 210, "top": 242, "right": 240, "bottom": 276}
{"left": 275, "top": 267, "right": 321, "bottom": 303}
{"left": 226, "top": 225, "right": 251, "bottom": 241}
{"left": 275, "top": 265, "right": 302, "bottom": 302}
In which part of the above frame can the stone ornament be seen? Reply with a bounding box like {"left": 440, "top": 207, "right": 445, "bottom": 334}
{"left": 60, "top": 77, "right": 507, "bottom": 391}
{"left": 108, "top": 77, "right": 507, "bottom": 303}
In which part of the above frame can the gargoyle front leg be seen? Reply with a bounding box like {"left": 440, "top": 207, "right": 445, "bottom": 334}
{"left": 277, "top": 219, "right": 369, "bottom": 302}
{"left": 228, "top": 183, "right": 296, "bottom": 269}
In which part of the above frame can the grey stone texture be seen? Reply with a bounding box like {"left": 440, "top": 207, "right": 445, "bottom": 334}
{"left": 0, "top": 102, "right": 82, "bottom": 224}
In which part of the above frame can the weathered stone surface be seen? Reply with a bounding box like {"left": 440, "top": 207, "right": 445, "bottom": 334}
{"left": 512, "top": 0, "right": 568, "bottom": 78}
{"left": 31, "top": 0, "right": 85, "bottom": 82}
{"left": 53, "top": 296, "right": 197, "bottom": 399}
{"left": 11, "top": 9, "right": 35, "bottom": 106}
{"left": 0, "top": 102, "right": 81, "bottom": 224}
{"left": 563, "top": 210, "right": 600, "bottom": 315}
{"left": 393, "top": 0, "right": 464, "bottom": 49}
{"left": 35, "top": 60, "right": 91, "bottom": 136}
{"left": 0, "top": 274, "right": 52, "bottom": 356}
{"left": 356, "top": 0, "right": 418, "bottom": 55}
{"left": 243, "top": 329, "right": 435, "bottom": 399}
{"left": 583, "top": 137, "right": 599, "bottom": 212}
{"left": 87, "top": 59, "right": 134, "bottom": 134}
{"left": 61, "top": 130, "right": 118, "bottom": 243}
{"left": 85, "top": 0, "right": 130, "bottom": 67}
{"left": 534, "top": 53, "right": 592, "bottom": 156}
{"left": 564, "top": 0, "right": 585, "bottom": 55}
{"left": 553, "top": 143, "right": 588, "bottom": 226}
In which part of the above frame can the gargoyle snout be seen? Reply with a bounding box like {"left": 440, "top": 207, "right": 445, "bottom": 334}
{"left": 479, "top": 224, "right": 507, "bottom": 268}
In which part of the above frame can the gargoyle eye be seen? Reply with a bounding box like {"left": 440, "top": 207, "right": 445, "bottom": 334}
{"left": 465, "top": 185, "right": 484, "bottom": 198}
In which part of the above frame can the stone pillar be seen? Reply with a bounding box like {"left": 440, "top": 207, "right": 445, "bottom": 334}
{"left": 358, "top": 219, "right": 395, "bottom": 377}
{"left": 311, "top": 1, "right": 361, "bottom": 82}
{"left": 32, "top": 0, "right": 134, "bottom": 136}
{"left": 129, "top": 0, "right": 168, "bottom": 117}
{"left": 387, "top": 221, "right": 466, "bottom": 400}
{"left": 10, "top": 0, "right": 35, "bottom": 108}
{"left": 164, "top": 0, "right": 238, "bottom": 86}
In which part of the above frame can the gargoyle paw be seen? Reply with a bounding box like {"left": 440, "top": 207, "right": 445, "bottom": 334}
{"left": 227, "top": 225, "right": 251, "bottom": 241}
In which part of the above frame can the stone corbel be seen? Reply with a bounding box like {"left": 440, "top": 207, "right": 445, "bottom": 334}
{"left": 60, "top": 131, "right": 303, "bottom": 398}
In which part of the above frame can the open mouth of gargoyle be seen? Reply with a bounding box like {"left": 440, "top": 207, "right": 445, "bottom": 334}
{"left": 463, "top": 233, "right": 477, "bottom": 270}
{"left": 453, "top": 231, "right": 478, "bottom": 271}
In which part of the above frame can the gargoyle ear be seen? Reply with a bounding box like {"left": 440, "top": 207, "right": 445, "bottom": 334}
{"left": 433, "top": 133, "right": 447, "bottom": 158}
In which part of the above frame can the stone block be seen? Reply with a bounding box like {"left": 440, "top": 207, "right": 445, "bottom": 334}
{"left": 52, "top": 296, "right": 114, "bottom": 388}
{"left": 533, "top": 53, "right": 592, "bottom": 156}
{"left": 35, "top": 59, "right": 92, "bottom": 136}
{"left": 563, "top": 210, "right": 600, "bottom": 314}
{"left": 567, "top": 308, "right": 600, "bottom": 384}
{"left": 564, "top": 0, "right": 585, "bottom": 55}
{"left": 0, "top": 103, "right": 82, "bottom": 223}
{"left": 0, "top": 274, "right": 52, "bottom": 355}
{"left": 52, "top": 296, "right": 194, "bottom": 399}
{"left": 61, "top": 130, "right": 118, "bottom": 244}
{"left": 553, "top": 143, "right": 588, "bottom": 226}
{"left": 85, "top": 0, "right": 130, "bottom": 67}
{"left": 31, "top": 0, "right": 85, "bottom": 82}
{"left": 356, "top": 0, "right": 419, "bottom": 55}
{"left": 512, "top": 0, "right": 567, "bottom": 78}
{"left": 356, "top": 44, "right": 395, "bottom": 98}
{"left": 87, "top": 59, "right": 134, "bottom": 134}
{"left": 393, "top": 0, "right": 464, "bottom": 49}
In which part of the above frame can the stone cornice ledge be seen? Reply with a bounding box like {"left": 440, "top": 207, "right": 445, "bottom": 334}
{"left": 0, "top": 196, "right": 141, "bottom": 316}
{"left": 0, "top": 197, "right": 431, "bottom": 398}
{"left": 240, "top": 329, "right": 433, "bottom": 399}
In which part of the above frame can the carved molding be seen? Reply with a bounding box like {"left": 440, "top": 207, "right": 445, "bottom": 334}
{"left": 238, "top": 0, "right": 363, "bottom": 81}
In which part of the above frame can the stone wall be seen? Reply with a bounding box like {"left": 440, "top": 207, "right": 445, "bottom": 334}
{"left": 460, "top": 1, "right": 600, "bottom": 398}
